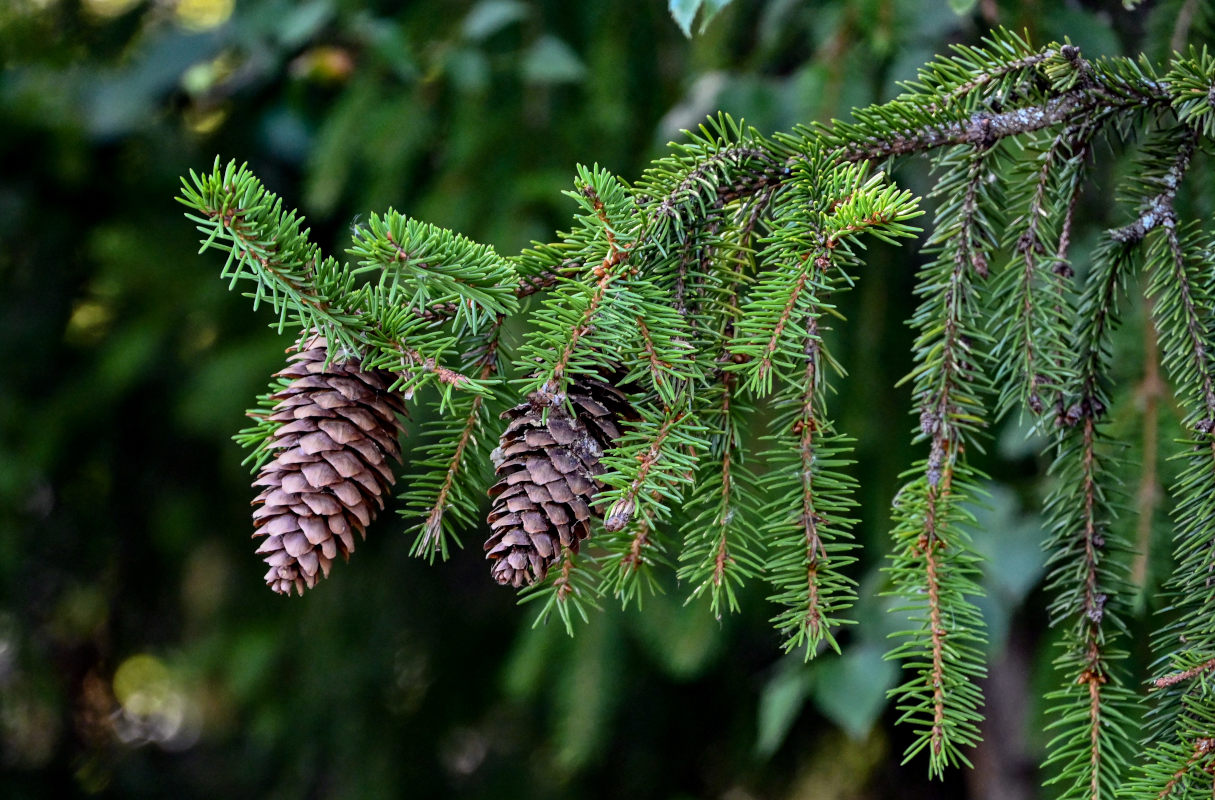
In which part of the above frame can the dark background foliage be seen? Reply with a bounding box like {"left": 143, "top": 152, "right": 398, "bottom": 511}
{"left": 0, "top": 1, "right": 1204, "bottom": 798}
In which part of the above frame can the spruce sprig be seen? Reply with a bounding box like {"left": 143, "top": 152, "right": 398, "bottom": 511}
{"left": 401, "top": 320, "right": 507, "bottom": 562}
{"left": 181, "top": 34, "right": 1215, "bottom": 791}
{"left": 1040, "top": 230, "right": 1138, "bottom": 799}
{"left": 881, "top": 141, "right": 998, "bottom": 779}
{"left": 760, "top": 312, "right": 859, "bottom": 658}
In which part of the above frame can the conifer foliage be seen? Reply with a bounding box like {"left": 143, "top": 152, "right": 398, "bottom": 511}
{"left": 180, "top": 31, "right": 1215, "bottom": 796}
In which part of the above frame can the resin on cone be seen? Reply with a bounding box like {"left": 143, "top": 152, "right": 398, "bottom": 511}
{"left": 251, "top": 334, "right": 406, "bottom": 594}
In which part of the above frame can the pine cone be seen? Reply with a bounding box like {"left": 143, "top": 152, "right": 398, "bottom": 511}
{"left": 485, "top": 378, "right": 633, "bottom": 587}
{"left": 251, "top": 335, "right": 406, "bottom": 595}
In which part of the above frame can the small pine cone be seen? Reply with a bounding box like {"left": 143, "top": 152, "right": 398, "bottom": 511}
{"left": 485, "top": 378, "right": 633, "bottom": 587}
{"left": 252, "top": 335, "right": 406, "bottom": 595}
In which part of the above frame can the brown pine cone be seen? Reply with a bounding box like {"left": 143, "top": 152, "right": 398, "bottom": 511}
{"left": 251, "top": 334, "right": 406, "bottom": 595}
{"left": 485, "top": 378, "right": 633, "bottom": 587}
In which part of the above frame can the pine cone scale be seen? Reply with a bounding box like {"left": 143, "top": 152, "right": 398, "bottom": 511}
{"left": 319, "top": 450, "right": 365, "bottom": 478}
{"left": 523, "top": 484, "right": 551, "bottom": 503}
{"left": 299, "top": 516, "right": 329, "bottom": 543}
{"left": 300, "top": 462, "right": 340, "bottom": 486}
{"left": 317, "top": 419, "right": 360, "bottom": 444}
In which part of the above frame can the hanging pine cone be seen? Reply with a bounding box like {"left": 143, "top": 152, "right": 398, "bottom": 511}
{"left": 251, "top": 334, "right": 406, "bottom": 595}
{"left": 485, "top": 378, "right": 634, "bottom": 587}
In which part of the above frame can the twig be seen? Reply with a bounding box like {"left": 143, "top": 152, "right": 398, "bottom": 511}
{"left": 843, "top": 90, "right": 1113, "bottom": 162}
{"left": 1154, "top": 657, "right": 1215, "bottom": 689}
{"left": 1078, "top": 413, "right": 1108, "bottom": 800}
{"left": 417, "top": 320, "right": 503, "bottom": 558}
{"left": 798, "top": 312, "right": 827, "bottom": 637}
{"left": 651, "top": 145, "right": 781, "bottom": 222}
{"left": 1156, "top": 737, "right": 1215, "bottom": 799}
{"left": 545, "top": 187, "right": 630, "bottom": 392}
{"left": 927, "top": 51, "right": 1054, "bottom": 114}
{"left": 215, "top": 209, "right": 481, "bottom": 390}
{"left": 711, "top": 372, "right": 736, "bottom": 589}
{"left": 1109, "top": 139, "right": 1196, "bottom": 244}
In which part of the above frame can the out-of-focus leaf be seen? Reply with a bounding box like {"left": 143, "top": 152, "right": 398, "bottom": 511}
{"left": 669, "top": 0, "right": 733, "bottom": 38}
{"left": 276, "top": 0, "right": 333, "bottom": 48}
{"left": 669, "top": 0, "right": 701, "bottom": 37}
{"left": 812, "top": 643, "right": 897, "bottom": 740}
{"left": 521, "top": 35, "right": 586, "bottom": 85}
{"left": 967, "top": 485, "right": 1046, "bottom": 604}
{"left": 85, "top": 31, "right": 221, "bottom": 138}
{"left": 756, "top": 656, "right": 813, "bottom": 757}
{"left": 948, "top": 0, "right": 978, "bottom": 14}
{"left": 354, "top": 16, "right": 419, "bottom": 80}
{"left": 446, "top": 46, "right": 491, "bottom": 92}
{"left": 462, "top": 0, "right": 528, "bottom": 41}
{"left": 964, "top": 484, "right": 1047, "bottom": 653}
{"left": 699, "top": 0, "right": 734, "bottom": 32}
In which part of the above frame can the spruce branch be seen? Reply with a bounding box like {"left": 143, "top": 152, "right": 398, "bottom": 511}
{"left": 520, "top": 545, "right": 601, "bottom": 635}
{"left": 184, "top": 33, "right": 1215, "bottom": 791}
{"left": 348, "top": 209, "right": 518, "bottom": 329}
{"left": 597, "top": 484, "right": 673, "bottom": 609}
{"left": 514, "top": 164, "right": 651, "bottom": 400}
{"left": 1138, "top": 129, "right": 1215, "bottom": 777}
{"left": 1041, "top": 416, "right": 1134, "bottom": 800}
{"left": 1165, "top": 46, "right": 1215, "bottom": 138}
{"left": 676, "top": 370, "right": 764, "bottom": 618}
{"left": 1152, "top": 737, "right": 1215, "bottom": 800}
{"left": 598, "top": 397, "right": 704, "bottom": 537}
{"left": 1126, "top": 691, "right": 1215, "bottom": 798}
{"left": 179, "top": 160, "right": 495, "bottom": 399}
{"left": 826, "top": 32, "right": 1169, "bottom": 167}
{"left": 925, "top": 49, "right": 1053, "bottom": 114}
{"left": 1110, "top": 137, "right": 1197, "bottom": 245}
{"left": 989, "top": 120, "right": 1097, "bottom": 419}
{"left": 637, "top": 114, "right": 786, "bottom": 243}
{"left": 1041, "top": 230, "right": 1138, "bottom": 800}
{"left": 883, "top": 140, "right": 997, "bottom": 778}
{"left": 836, "top": 89, "right": 1118, "bottom": 163}
{"left": 763, "top": 310, "right": 858, "bottom": 657}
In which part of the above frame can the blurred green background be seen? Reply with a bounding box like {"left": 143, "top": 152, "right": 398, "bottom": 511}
{"left": 1, "top": 1, "right": 1208, "bottom": 798}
